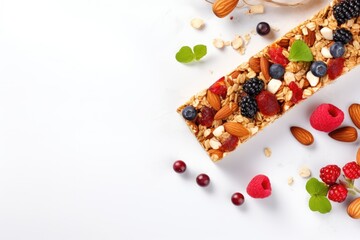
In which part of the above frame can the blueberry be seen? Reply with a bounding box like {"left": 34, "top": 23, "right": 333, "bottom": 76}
{"left": 330, "top": 42, "right": 345, "bottom": 58}
{"left": 256, "top": 22, "right": 271, "bottom": 36}
{"left": 182, "top": 106, "right": 197, "bottom": 121}
{"left": 310, "top": 61, "right": 328, "bottom": 77}
{"left": 269, "top": 64, "right": 285, "bottom": 79}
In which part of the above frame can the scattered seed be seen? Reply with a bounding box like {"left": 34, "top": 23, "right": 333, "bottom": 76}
{"left": 264, "top": 147, "right": 272, "bottom": 157}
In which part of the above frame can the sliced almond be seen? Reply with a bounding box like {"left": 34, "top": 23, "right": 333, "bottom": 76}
{"left": 260, "top": 56, "right": 270, "bottom": 81}
{"left": 249, "top": 57, "right": 261, "bottom": 73}
{"left": 214, "top": 102, "right": 238, "bottom": 120}
{"left": 304, "top": 29, "right": 316, "bottom": 47}
{"left": 349, "top": 103, "right": 360, "bottom": 129}
{"left": 206, "top": 90, "right": 221, "bottom": 111}
{"left": 328, "top": 126, "right": 358, "bottom": 142}
{"left": 290, "top": 126, "right": 314, "bottom": 146}
{"left": 223, "top": 122, "right": 250, "bottom": 138}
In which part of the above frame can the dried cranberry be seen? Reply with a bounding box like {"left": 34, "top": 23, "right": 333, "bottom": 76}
{"left": 327, "top": 57, "right": 345, "bottom": 80}
{"left": 209, "top": 76, "right": 227, "bottom": 98}
{"left": 220, "top": 135, "right": 239, "bottom": 152}
{"left": 268, "top": 46, "right": 289, "bottom": 67}
{"left": 196, "top": 106, "right": 215, "bottom": 127}
{"left": 255, "top": 91, "right": 280, "bottom": 116}
{"left": 289, "top": 81, "right": 303, "bottom": 104}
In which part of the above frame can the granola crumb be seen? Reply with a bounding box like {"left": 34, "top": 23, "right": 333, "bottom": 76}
{"left": 190, "top": 18, "right": 205, "bottom": 30}
{"left": 299, "top": 166, "right": 312, "bottom": 178}
{"left": 288, "top": 177, "right": 294, "bottom": 185}
{"left": 264, "top": 147, "right": 272, "bottom": 157}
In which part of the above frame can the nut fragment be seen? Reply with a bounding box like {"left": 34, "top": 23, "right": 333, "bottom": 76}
{"left": 213, "top": 38, "right": 225, "bottom": 49}
{"left": 213, "top": 126, "right": 225, "bottom": 137}
{"left": 287, "top": 177, "right": 294, "bottom": 185}
{"left": 190, "top": 18, "right": 205, "bottom": 29}
{"left": 260, "top": 56, "right": 270, "bottom": 81}
{"left": 209, "top": 137, "right": 222, "bottom": 149}
{"left": 249, "top": 57, "right": 261, "bottom": 73}
{"left": 232, "top": 36, "right": 243, "bottom": 50}
{"left": 299, "top": 166, "right": 311, "bottom": 178}
{"left": 248, "top": 4, "right": 264, "bottom": 14}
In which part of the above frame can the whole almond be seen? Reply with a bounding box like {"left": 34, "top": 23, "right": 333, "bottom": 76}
{"left": 214, "top": 102, "right": 238, "bottom": 120}
{"left": 224, "top": 122, "right": 250, "bottom": 138}
{"left": 206, "top": 90, "right": 221, "bottom": 111}
{"left": 356, "top": 147, "right": 360, "bottom": 165}
{"left": 328, "top": 126, "right": 358, "bottom": 142}
{"left": 249, "top": 57, "right": 261, "bottom": 73}
{"left": 347, "top": 197, "right": 360, "bottom": 219}
{"left": 260, "top": 56, "right": 270, "bottom": 81}
{"left": 304, "top": 29, "right": 316, "bottom": 47}
{"left": 290, "top": 126, "right": 314, "bottom": 146}
{"left": 212, "top": 0, "right": 239, "bottom": 18}
{"left": 349, "top": 103, "right": 360, "bottom": 129}
{"left": 277, "top": 38, "right": 290, "bottom": 48}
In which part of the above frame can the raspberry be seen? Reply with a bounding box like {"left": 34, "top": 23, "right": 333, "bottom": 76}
{"left": 310, "top": 103, "right": 344, "bottom": 132}
{"left": 239, "top": 96, "right": 258, "bottom": 119}
{"left": 243, "top": 77, "right": 264, "bottom": 96}
{"left": 343, "top": 161, "right": 360, "bottom": 179}
{"left": 333, "top": 28, "right": 353, "bottom": 44}
{"left": 209, "top": 77, "right": 227, "bottom": 98}
{"left": 268, "top": 46, "right": 289, "bottom": 67}
{"left": 255, "top": 90, "right": 280, "bottom": 116}
{"left": 328, "top": 184, "right": 348, "bottom": 203}
{"left": 327, "top": 57, "right": 345, "bottom": 80}
{"left": 288, "top": 81, "right": 303, "bottom": 104}
{"left": 320, "top": 164, "right": 341, "bottom": 185}
{"left": 196, "top": 106, "right": 215, "bottom": 127}
{"left": 246, "top": 174, "right": 272, "bottom": 199}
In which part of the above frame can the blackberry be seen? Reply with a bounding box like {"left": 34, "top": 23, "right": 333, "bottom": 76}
{"left": 239, "top": 96, "right": 258, "bottom": 119}
{"left": 333, "top": 0, "right": 360, "bottom": 25}
{"left": 333, "top": 28, "right": 353, "bottom": 44}
{"left": 243, "top": 77, "right": 264, "bottom": 96}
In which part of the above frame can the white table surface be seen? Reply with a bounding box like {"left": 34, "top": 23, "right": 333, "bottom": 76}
{"left": 1, "top": 0, "right": 360, "bottom": 239}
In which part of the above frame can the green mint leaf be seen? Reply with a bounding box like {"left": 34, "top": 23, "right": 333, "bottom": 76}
{"left": 288, "top": 40, "right": 313, "bottom": 62}
{"left": 193, "top": 44, "right": 207, "bottom": 61}
{"left": 175, "top": 46, "right": 195, "bottom": 63}
{"left": 309, "top": 196, "right": 332, "bottom": 214}
{"left": 306, "top": 178, "right": 328, "bottom": 196}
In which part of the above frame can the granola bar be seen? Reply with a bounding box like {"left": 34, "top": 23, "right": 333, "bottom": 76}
{"left": 178, "top": 0, "right": 360, "bottom": 161}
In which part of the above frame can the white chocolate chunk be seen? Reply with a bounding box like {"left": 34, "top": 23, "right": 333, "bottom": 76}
{"left": 306, "top": 71, "right": 319, "bottom": 87}
{"left": 320, "top": 27, "right": 333, "bottom": 40}
{"left": 321, "top": 47, "right": 333, "bottom": 58}
{"left": 190, "top": 18, "right": 205, "bottom": 29}
{"left": 213, "top": 126, "right": 224, "bottom": 137}
{"left": 209, "top": 138, "right": 221, "bottom": 150}
{"left": 267, "top": 79, "right": 282, "bottom": 94}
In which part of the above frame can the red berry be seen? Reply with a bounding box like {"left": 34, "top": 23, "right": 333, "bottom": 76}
{"left": 196, "top": 106, "right": 216, "bottom": 127}
{"left": 173, "top": 160, "right": 186, "bottom": 173}
{"left": 231, "top": 192, "right": 245, "bottom": 206}
{"left": 319, "top": 164, "right": 341, "bottom": 185}
{"left": 220, "top": 135, "right": 239, "bottom": 152}
{"left": 327, "top": 57, "right": 345, "bottom": 80}
{"left": 343, "top": 161, "right": 360, "bottom": 180}
{"left": 209, "top": 77, "right": 227, "bottom": 99}
{"left": 288, "top": 81, "right": 303, "bottom": 104}
{"left": 196, "top": 173, "right": 210, "bottom": 187}
{"left": 328, "top": 184, "right": 348, "bottom": 203}
{"left": 246, "top": 174, "right": 272, "bottom": 198}
{"left": 255, "top": 91, "right": 280, "bottom": 116}
{"left": 309, "top": 103, "right": 344, "bottom": 132}
{"left": 268, "top": 46, "right": 289, "bottom": 67}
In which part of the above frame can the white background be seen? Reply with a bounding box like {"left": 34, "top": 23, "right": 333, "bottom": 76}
{"left": 0, "top": 0, "right": 360, "bottom": 239}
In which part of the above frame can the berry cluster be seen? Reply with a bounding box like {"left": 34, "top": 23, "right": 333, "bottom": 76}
{"left": 317, "top": 161, "right": 360, "bottom": 203}
{"left": 333, "top": 0, "right": 360, "bottom": 25}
